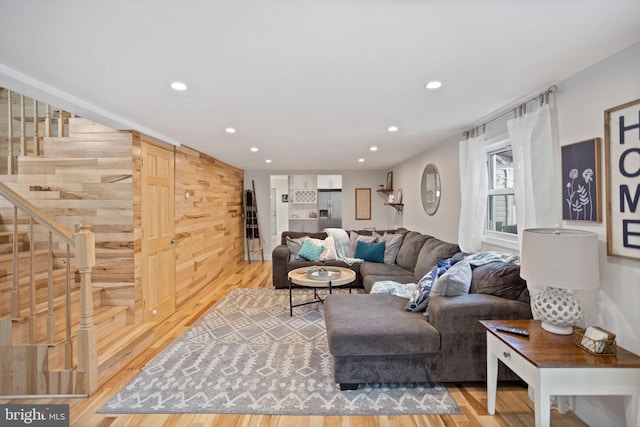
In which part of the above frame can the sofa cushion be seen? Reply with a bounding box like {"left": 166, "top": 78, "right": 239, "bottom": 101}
{"left": 470, "top": 261, "right": 528, "bottom": 302}
{"left": 348, "top": 231, "right": 378, "bottom": 257}
{"left": 324, "top": 294, "right": 440, "bottom": 357}
{"left": 354, "top": 240, "right": 386, "bottom": 263}
{"left": 374, "top": 232, "right": 404, "bottom": 264}
{"left": 430, "top": 259, "right": 472, "bottom": 297}
{"left": 406, "top": 258, "right": 458, "bottom": 312}
{"left": 280, "top": 231, "right": 327, "bottom": 245}
{"left": 286, "top": 236, "right": 305, "bottom": 258}
{"left": 395, "top": 232, "right": 429, "bottom": 271}
{"left": 318, "top": 235, "right": 338, "bottom": 261}
{"left": 414, "top": 238, "right": 461, "bottom": 282}
{"left": 297, "top": 239, "right": 324, "bottom": 262}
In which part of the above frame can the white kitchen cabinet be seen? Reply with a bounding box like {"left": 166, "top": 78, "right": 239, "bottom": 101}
{"left": 317, "top": 174, "right": 342, "bottom": 189}
{"left": 290, "top": 175, "right": 317, "bottom": 190}
{"left": 292, "top": 189, "right": 317, "bottom": 204}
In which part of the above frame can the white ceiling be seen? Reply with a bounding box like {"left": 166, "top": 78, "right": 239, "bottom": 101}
{"left": 1, "top": 0, "right": 639, "bottom": 171}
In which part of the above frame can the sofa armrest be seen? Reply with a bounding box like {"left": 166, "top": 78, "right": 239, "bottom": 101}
{"left": 272, "top": 244, "right": 291, "bottom": 288}
{"left": 428, "top": 293, "right": 532, "bottom": 335}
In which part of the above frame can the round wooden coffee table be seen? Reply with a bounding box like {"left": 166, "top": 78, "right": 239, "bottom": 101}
{"left": 287, "top": 266, "right": 356, "bottom": 316}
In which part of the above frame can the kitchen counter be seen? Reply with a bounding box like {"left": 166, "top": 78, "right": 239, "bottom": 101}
{"left": 289, "top": 217, "right": 320, "bottom": 232}
{"left": 289, "top": 217, "right": 318, "bottom": 220}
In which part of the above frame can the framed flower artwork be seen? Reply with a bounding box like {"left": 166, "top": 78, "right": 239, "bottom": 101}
{"left": 561, "top": 138, "right": 602, "bottom": 222}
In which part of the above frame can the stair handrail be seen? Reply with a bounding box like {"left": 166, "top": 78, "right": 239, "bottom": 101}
{"left": 0, "top": 180, "right": 98, "bottom": 395}
{"left": 0, "top": 181, "right": 73, "bottom": 244}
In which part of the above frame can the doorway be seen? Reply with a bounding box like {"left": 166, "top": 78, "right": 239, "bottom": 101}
{"left": 269, "top": 175, "right": 289, "bottom": 252}
{"left": 140, "top": 140, "right": 176, "bottom": 323}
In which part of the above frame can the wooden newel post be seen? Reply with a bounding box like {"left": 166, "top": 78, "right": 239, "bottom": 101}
{"left": 74, "top": 223, "right": 98, "bottom": 395}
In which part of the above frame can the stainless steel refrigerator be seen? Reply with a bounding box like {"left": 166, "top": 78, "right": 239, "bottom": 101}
{"left": 317, "top": 190, "right": 342, "bottom": 229}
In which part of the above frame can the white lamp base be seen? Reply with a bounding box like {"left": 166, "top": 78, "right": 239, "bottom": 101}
{"left": 540, "top": 321, "right": 574, "bottom": 335}
{"left": 532, "top": 287, "right": 582, "bottom": 335}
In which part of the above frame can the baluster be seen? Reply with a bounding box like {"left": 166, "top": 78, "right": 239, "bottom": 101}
{"left": 29, "top": 218, "right": 35, "bottom": 343}
{"left": 57, "top": 110, "right": 64, "bottom": 137}
{"left": 33, "top": 99, "right": 40, "bottom": 155}
{"left": 47, "top": 231, "right": 54, "bottom": 343}
{"left": 65, "top": 244, "right": 72, "bottom": 370}
{"left": 75, "top": 224, "right": 97, "bottom": 393}
{"left": 11, "top": 206, "right": 19, "bottom": 318}
{"left": 44, "top": 104, "right": 51, "bottom": 137}
{"left": 20, "top": 95, "right": 26, "bottom": 156}
{"left": 7, "top": 90, "right": 14, "bottom": 174}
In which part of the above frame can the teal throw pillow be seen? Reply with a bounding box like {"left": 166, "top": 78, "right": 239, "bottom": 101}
{"left": 297, "top": 240, "right": 324, "bottom": 262}
{"left": 354, "top": 240, "right": 386, "bottom": 263}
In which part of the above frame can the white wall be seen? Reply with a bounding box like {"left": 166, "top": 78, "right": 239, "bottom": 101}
{"left": 390, "top": 139, "right": 461, "bottom": 243}
{"left": 244, "top": 169, "right": 390, "bottom": 259}
{"left": 392, "top": 42, "right": 640, "bottom": 426}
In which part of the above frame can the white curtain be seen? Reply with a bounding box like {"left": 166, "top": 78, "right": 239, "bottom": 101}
{"left": 458, "top": 134, "right": 487, "bottom": 252}
{"left": 507, "top": 104, "right": 557, "bottom": 242}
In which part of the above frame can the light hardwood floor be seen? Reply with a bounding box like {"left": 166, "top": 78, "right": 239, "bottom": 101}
{"left": 1, "top": 261, "right": 587, "bottom": 427}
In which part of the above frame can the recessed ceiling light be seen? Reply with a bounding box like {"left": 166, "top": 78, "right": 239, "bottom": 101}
{"left": 387, "top": 126, "right": 398, "bottom": 132}
{"left": 225, "top": 127, "right": 236, "bottom": 134}
{"left": 250, "top": 147, "right": 258, "bottom": 152}
{"left": 425, "top": 81, "right": 442, "bottom": 90}
{"left": 370, "top": 146, "right": 378, "bottom": 151}
{"left": 265, "top": 159, "right": 272, "bottom": 163}
{"left": 358, "top": 158, "right": 365, "bottom": 163}
{"left": 170, "top": 81, "right": 187, "bottom": 91}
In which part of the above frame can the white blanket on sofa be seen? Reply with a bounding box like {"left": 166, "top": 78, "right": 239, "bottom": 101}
{"left": 323, "top": 228, "right": 363, "bottom": 265}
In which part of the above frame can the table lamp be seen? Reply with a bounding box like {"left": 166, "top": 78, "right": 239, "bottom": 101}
{"left": 520, "top": 228, "right": 599, "bottom": 335}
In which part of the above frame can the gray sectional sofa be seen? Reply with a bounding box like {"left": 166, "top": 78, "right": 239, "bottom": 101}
{"left": 271, "top": 228, "right": 532, "bottom": 389}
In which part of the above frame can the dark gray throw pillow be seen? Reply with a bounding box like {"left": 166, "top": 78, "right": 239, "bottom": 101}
{"left": 470, "top": 261, "right": 527, "bottom": 301}
{"left": 286, "top": 236, "right": 305, "bottom": 257}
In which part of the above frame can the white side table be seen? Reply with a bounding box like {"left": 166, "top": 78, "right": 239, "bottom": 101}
{"left": 480, "top": 319, "right": 640, "bottom": 427}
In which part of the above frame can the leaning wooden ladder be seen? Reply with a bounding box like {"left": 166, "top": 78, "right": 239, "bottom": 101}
{"left": 244, "top": 180, "right": 264, "bottom": 263}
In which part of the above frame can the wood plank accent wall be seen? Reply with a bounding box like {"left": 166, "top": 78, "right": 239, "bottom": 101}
{"left": 131, "top": 135, "right": 244, "bottom": 321}
{"left": 173, "top": 145, "right": 244, "bottom": 309}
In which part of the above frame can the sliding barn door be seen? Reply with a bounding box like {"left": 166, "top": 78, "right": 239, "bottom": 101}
{"left": 141, "top": 141, "right": 176, "bottom": 322}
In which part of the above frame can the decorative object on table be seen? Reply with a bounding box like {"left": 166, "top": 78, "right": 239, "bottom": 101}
{"left": 394, "top": 188, "right": 403, "bottom": 204}
{"left": 604, "top": 98, "right": 640, "bottom": 260}
{"left": 561, "top": 138, "right": 602, "bottom": 222}
{"left": 575, "top": 326, "right": 617, "bottom": 355}
{"left": 306, "top": 266, "right": 341, "bottom": 280}
{"left": 99, "top": 288, "right": 460, "bottom": 416}
{"left": 386, "top": 171, "right": 393, "bottom": 190}
{"left": 520, "top": 228, "right": 600, "bottom": 335}
{"left": 355, "top": 187, "right": 371, "bottom": 220}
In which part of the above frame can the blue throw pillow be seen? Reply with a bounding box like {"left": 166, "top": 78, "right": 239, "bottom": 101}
{"left": 405, "top": 257, "right": 459, "bottom": 312}
{"left": 354, "top": 240, "right": 386, "bottom": 263}
{"left": 297, "top": 240, "right": 324, "bottom": 262}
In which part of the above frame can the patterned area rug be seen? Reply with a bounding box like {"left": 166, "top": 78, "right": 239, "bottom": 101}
{"left": 99, "top": 288, "right": 461, "bottom": 415}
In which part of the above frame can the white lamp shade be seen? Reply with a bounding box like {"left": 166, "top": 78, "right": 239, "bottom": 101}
{"left": 520, "top": 228, "right": 600, "bottom": 291}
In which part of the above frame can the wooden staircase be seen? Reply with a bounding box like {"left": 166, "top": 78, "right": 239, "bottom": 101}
{"left": 0, "top": 87, "right": 155, "bottom": 397}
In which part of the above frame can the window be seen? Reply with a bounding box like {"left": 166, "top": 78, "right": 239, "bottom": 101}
{"left": 487, "top": 145, "right": 517, "bottom": 235}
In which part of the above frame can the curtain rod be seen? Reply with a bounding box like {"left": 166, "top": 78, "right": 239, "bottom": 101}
{"left": 462, "top": 85, "right": 557, "bottom": 138}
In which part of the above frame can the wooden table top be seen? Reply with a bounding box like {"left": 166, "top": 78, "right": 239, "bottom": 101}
{"left": 288, "top": 266, "right": 356, "bottom": 288}
{"left": 480, "top": 319, "right": 640, "bottom": 369}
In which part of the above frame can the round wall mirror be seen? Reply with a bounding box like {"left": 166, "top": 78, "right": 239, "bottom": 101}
{"left": 421, "top": 163, "right": 441, "bottom": 216}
